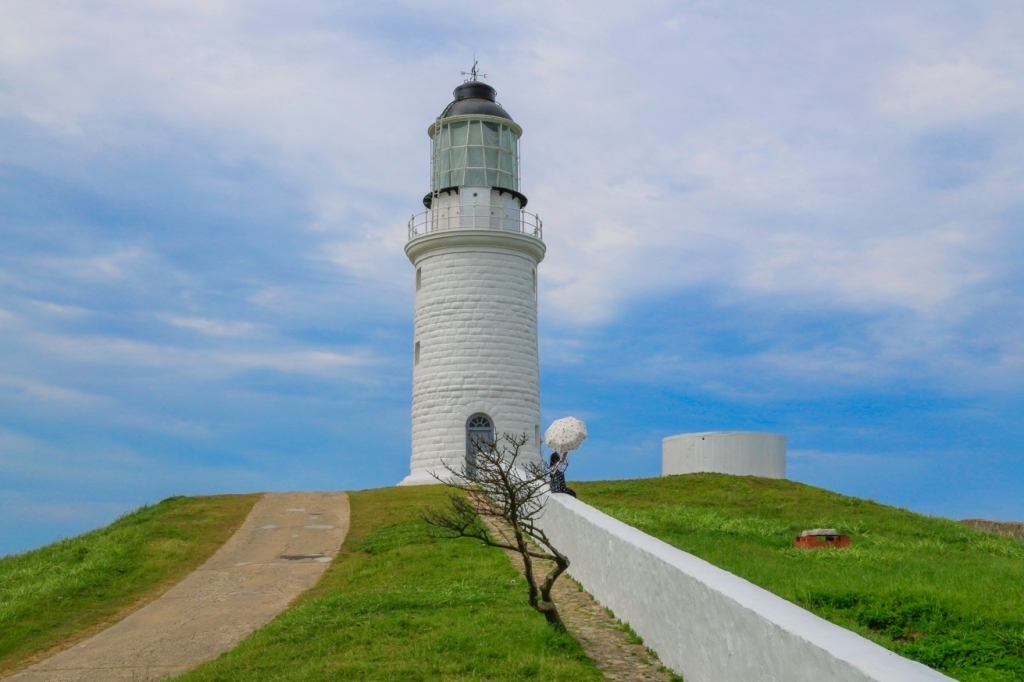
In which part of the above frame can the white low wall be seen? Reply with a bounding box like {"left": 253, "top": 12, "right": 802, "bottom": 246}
{"left": 535, "top": 494, "right": 954, "bottom": 682}
{"left": 663, "top": 431, "right": 786, "bottom": 478}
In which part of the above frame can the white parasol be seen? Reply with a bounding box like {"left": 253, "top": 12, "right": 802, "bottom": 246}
{"left": 544, "top": 417, "right": 588, "bottom": 452}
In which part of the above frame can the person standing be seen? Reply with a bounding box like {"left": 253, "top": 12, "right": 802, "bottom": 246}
{"left": 548, "top": 451, "right": 576, "bottom": 497}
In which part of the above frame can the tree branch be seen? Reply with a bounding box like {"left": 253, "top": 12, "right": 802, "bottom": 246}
{"left": 420, "top": 431, "right": 570, "bottom": 629}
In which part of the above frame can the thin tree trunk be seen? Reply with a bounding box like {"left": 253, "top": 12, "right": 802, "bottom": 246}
{"left": 515, "top": 527, "right": 541, "bottom": 609}
{"left": 539, "top": 559, "right": 567, "bottom": 605}
{"left": 515, "top": 525, "right": 564, "bottom": 628}
{"left": 422, "top": 432, "right": 570, "bottom": 631}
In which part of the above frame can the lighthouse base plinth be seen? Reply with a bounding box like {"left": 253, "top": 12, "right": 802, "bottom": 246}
{"left": 397, "top": 468, "right": 452, "bottom": 487}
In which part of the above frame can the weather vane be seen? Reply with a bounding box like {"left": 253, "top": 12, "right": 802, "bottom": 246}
{"left": 461, "top": 57, "right": 486, "bottom": 82}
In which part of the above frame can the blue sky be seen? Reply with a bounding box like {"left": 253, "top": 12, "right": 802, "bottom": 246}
{"left": 1, "top": 1, "right": 1022, "bottom": 556}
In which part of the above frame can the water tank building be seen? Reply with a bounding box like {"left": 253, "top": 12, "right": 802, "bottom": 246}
{"left": 399, "top": 72, "right": 545, "bottom": 486}
{"left": 662, "top": 432, "right": 786, "bottom": 479}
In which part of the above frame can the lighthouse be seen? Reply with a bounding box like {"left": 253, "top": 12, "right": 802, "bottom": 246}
{"left": 399, "top": 70, "right": 545, "bottom": 485}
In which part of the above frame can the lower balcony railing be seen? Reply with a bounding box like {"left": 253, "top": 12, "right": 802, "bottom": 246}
{"left": 408, "top": 204, "right": 543, "bottom": 241}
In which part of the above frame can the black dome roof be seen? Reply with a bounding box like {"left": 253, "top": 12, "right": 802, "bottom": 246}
{"left": 439, "top": 81, "right": 513, "bottom": 121}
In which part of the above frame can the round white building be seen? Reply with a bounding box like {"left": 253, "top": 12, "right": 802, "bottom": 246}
{"left": 662, "top": 431, "right": 787, "bottom": 479}
{"left": 399, "top": 77, "right": 545, "bottom": 486}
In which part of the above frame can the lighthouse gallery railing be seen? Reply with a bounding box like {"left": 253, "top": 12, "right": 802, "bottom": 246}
{"left": 408, "top": 204, "right": 543, "bottom": 241}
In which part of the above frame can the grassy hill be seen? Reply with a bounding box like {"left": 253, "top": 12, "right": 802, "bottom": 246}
{"left": 5, "top": 478, "right": 1023, "bottom": 681}
{"left": 576, "top": 474, "right": 1024, "bottom": 682}
{"left": 0, "top": 493, "right": 260, "bottom": 676}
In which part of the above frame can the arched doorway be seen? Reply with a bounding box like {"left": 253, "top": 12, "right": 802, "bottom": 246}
{"left": 465, "top": 413, "right": 494, "bottom": 479}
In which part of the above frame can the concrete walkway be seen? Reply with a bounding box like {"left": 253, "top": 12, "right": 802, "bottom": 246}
{"left": 7, "top": 492, "right": 349, "bottom": 682}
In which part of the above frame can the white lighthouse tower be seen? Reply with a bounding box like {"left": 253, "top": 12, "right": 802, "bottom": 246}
{"left": 399, "top": 71, "right": 545, "bottom": 485}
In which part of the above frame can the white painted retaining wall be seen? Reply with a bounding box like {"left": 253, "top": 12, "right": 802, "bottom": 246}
{"left": 535, "top": 494, "right": 955, "bottom": 682}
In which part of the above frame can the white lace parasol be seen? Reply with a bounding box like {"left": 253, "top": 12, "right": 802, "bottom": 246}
{"left": 544, "top": 417, "right": 588, "bottom": 452}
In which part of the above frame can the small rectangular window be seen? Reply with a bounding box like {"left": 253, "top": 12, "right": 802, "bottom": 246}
{"left": 414, "top": 341, "right": 420, "bottom": 365}
{"left": 416, "top": 268, "right": 422, "bottom": 291}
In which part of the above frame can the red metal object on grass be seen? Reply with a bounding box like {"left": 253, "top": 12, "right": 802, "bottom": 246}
{"left": 794, "top": 528, "right": 851, "bottom": 549}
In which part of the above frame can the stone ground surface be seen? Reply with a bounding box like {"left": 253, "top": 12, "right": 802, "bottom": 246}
{"left": 481, "top": 516, "right": 679, "bottom": 682}
{"left": 5, "top": 492, "right": 350, "bottom": 682}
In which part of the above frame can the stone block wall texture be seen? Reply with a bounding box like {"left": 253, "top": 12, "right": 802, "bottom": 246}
{"left": 401, "top": 232, "right": 543, "bottom": 485}
{"left": 535, "top": 494, "right": 955, "bottom": 682}
{"left": 663, "top": 431, "right": 786, "bottom": 478}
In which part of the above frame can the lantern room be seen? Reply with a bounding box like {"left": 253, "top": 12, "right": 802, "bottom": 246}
{"left": 411, "top": 78, "right": 538, "bottom": 239}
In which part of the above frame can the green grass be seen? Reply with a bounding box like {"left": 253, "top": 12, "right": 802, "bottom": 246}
{"left": 0, "top": 493, "right": 260, "bottom": 675}
{"left": 576, "top": 474, "right": 1024, "bottom": 682}
{"left": 173, "top": 486, "right": 604, "bottom": 681}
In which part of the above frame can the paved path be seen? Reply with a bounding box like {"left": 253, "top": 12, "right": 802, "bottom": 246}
{"left": 7, "top": 492, "right": 349, "bottom": 682}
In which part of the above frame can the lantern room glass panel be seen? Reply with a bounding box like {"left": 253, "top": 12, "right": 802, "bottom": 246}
{"left": 432, "top": 119, "right": 520, "bottom": 192}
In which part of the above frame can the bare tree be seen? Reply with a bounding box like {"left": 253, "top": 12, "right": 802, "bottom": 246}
{"left": 422, "top": 432, "right": 570, "bottom": 629}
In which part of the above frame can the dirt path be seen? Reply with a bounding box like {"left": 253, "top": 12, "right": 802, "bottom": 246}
{"left": 481, "top": 516, "right": 678, "bottom": 682}
{"left": 6, "top": 492, "right": 349, "bottom": 682}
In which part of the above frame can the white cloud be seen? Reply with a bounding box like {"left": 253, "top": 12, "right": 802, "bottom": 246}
{"left": 0, "top": 373, "right": 112, "bottom": 409}
{"left": 166, "top": 316, "right": 256, "bottom": 337}
{"left": 1, "top": 1, "right": 1019, "bottom": 368}
{"left": 32, "top": 301, "right": 95, "bottom": 318}
{"left": 3, "top": 0, "right": 1015, "bottom": 340}
{"left": 27, "top": 248, "right": 152, "bottom": 284}
{"left": 879, "top": 57, "right": 1021, "bottom": 121}
{"left": 0, "top": 426, "right": 152, "bottom": 484}
{"left": 22, "top": 329, "right": 375, "bottom": 376}
{"left": 734, "top": 222, "right": 991, "bottom": 314}
{"left": 225, "top": 349, "right": 374, "bottom": 373}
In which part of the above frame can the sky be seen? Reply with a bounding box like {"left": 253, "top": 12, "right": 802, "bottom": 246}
{"left": 1, "top": 1, "right": 1022, "bottom": 557}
